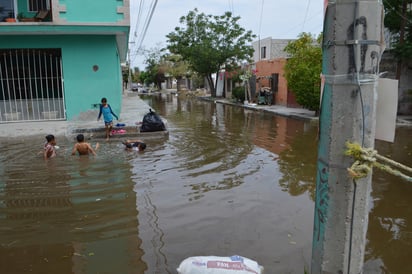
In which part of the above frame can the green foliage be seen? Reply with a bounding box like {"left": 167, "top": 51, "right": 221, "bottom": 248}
{"left": 191, "top": 73, "right": 205, "bottom": 89}
{"left": 143, "top": 46, "right": 166, "bottom": 89}
{"left": 166, "top": 8, "right": 256, "bottom": 97}
{"left": 161, "top": 54, "right": 190, "bottom": 78}
{"left": 139, "top": 71, "right": 151, "bottom": 86}
{"left": 232, "top": 86, "right": 245, "bottom": 102}
{"left": 384, "top": 0, "right": 412, "bottom": 61}
{"left": 284, "top": 32, "right": 322, "bottom": 112}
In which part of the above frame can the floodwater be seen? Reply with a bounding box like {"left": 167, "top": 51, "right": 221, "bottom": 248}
{"left": 0, "top": 93, "right": 411, "bottom": 274}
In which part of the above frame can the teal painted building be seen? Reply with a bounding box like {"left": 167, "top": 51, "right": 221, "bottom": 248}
{"left": 0, "top": 0, "right": 130, "bottom": 122}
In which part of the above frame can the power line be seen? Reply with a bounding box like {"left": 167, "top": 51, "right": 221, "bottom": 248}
{"left": 258, "top": 0, "right": 264, "bottom": 36}
{"left": 228, "top": 0, "right": 234, "bottom": 14}
{"left": 134, "top": 0, "right": 145, "bottom": 40}
{"left": 302, "top": 0, "right": 311, "bottom": 33}
{"left": 130, "top": 0, "right": 158, "bottom": 65}
{"left": 281, "top": 8, "right": 323, "bottom": 37}
{"left": 383, "top": 0, "right": 412, "bottom": 25}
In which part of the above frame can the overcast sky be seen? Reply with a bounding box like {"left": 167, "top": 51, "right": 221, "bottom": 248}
{"left": 128, "top": 0, "right": 325, "bottom": 69}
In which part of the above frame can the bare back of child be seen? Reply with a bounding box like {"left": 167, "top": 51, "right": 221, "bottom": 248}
{"left": 72, "top": 134, "right": 99, "bottom": 156}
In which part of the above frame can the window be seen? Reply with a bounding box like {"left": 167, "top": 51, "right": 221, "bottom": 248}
{"left": 0, "top": 0, "right": 14, "bottom": 20}
{"left": 28, "top": 0, "right": 50, "bottom": 12}
{"left": 261, "top": 46, "right": 266, "bottom": 59}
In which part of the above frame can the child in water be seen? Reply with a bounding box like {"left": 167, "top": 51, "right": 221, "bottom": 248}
{"left": 71, "top": 134, "right": 99, "bottom": 156}
{"left": 44, "top": 134, "right": 57, "bottom": 160}
{"left": 122, "top": 139, "right": 147, "bottom": 151}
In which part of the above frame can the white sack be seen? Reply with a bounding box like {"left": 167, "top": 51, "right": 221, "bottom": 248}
{"left": 177, "top": 255, "right": 264, "bottom": 274}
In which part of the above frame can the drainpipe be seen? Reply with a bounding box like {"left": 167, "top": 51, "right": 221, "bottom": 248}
{"left": 311, "top": 0, "right": 384, "bottom": 273}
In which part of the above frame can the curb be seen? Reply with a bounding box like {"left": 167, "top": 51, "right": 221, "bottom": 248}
{"left": 197, "top": 96, "right": 319, "bottom": 122}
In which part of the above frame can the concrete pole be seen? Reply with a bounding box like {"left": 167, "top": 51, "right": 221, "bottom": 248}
{"left": 128, "top": 48, "right": 132, "bottom": 92}
{"left": 311, "top": 1, "right": 384, "bottom": 273}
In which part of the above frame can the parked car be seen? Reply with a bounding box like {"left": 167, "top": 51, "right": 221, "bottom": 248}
{"left": 131, "top": 83, "right": 139, "bottom": 91}
{"left": 139, "top": 86, "right": 148, "bottom": 93}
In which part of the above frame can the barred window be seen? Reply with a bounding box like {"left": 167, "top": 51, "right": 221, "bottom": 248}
{"left": 28, "top": 0, "right": 49, "bottom": 12}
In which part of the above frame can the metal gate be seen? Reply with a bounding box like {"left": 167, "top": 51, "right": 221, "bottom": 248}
{"left": 0, "top": 48, "right": 66, "bottom": 123}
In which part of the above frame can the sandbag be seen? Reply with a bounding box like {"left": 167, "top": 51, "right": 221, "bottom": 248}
{"left": 177, "top": 255, "right": 264, "bottom": 274}
{"left": 140, "top": 109, "right": 166, "bottom": 132}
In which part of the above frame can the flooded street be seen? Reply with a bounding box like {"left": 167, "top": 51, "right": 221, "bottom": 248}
{"left": 0, "top": 93, "right": 411, "bottom": 273}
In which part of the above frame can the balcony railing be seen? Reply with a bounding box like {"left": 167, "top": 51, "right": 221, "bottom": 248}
{"left": 0, "top": 0, "right": 52, "bottom": 23}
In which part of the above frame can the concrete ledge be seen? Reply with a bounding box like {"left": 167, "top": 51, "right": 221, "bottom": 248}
{"left": 72, "top": 126, "right": 169, "bottom": 140}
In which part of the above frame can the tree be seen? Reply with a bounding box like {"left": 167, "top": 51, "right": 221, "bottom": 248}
{"left": 161, "top": 54, "right": 191, "bottom": 91}
{"left": 383, "top": 0, "right": 412, "bottom": 79}
{"left": 143, "top": 45, "right": 166, "bottom": 89}
{"left": 132, "top": 67, "right": 140, "bottom": 83}
{"left": 166, "top": 8, "right": 256, "bottom": 97}
{"left": 284, "top": 32, "right": 322, "bottom": 113}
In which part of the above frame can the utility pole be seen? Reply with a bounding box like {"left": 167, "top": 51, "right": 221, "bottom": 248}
{"left": 127, "top": 42, "right": 135, "bottom": 92}
{"left": 311, "top": 1, "right": 384, "bottom": 273}
{"left": 128, "top": 48, "right": 132, "bottom": 92}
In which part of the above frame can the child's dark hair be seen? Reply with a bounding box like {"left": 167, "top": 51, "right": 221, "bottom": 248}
{"left": 76, "top": 134, "right": 85, "bottom": 142}
{"left": 101, "top": 97, "right": 107, "bottom": 103}
{"left": 139, "top": 142, "right": 147, "bottom": 150}
{"left": 45, "top": 134, "right": 55, "bottom": 142}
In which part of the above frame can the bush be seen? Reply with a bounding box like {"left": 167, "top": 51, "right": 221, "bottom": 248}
{"left": 232, "top": 86, "right": 245, "bottom": 102}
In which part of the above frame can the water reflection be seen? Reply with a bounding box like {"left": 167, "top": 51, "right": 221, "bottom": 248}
{"left": 141, "top": 94, "right": 318, "bottom": 273}
{"left": 364, "top": 128, "right": 412, "bottom": 274}
{"left": 0, "top": 144, "right": 147, "bottom": 273}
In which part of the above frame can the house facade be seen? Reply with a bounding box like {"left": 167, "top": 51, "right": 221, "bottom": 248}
{"left": 0, "top": 0, "right": 130, "bottom": 122}
{"left": 252, "top": 37, "right": 300, "bottom": 107}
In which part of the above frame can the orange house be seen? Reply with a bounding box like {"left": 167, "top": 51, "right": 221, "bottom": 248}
{"left": 252, "top": 37, "right": 301, "bottom": 108}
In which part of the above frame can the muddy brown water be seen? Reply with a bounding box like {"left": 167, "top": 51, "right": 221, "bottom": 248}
{"left": 0, "top": 94, "right": 411, "bottom": 273}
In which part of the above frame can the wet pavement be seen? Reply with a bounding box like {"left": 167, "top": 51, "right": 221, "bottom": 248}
{"left": 0, "top": 91, "right": 151, "bottom": 139}
{"left": 0, "top": 89, "right": 410, "bottom": 139}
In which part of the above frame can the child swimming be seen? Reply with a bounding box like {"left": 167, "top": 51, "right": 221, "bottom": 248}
{"left": 122, "top": 139, "right": 147, "bottom": 151}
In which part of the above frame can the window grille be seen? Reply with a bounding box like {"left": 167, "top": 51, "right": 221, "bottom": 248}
{"left": 28, "top": 0, "right": 49, "bottom": 12}
{"left": 0, "top": 49, "right": 65, "bottom": 122}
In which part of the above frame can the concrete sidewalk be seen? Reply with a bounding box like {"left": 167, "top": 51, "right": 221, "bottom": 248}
{"left": 207, "top": 97, "right": 318, "bottom": 122}
{"left": 0, "top": 91, "right": 153, "bottom": 139}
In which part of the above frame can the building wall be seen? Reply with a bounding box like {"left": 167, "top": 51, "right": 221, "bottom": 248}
{"left": 252, "top": 37, "right": 293, "bottom": 62}
{"left": 0, "top": 35, "right": 122, "bottom": 120}
{"left": 252, "top": 37, "right": 272, "bottom": 62}
{"left": 57, "top": 0, "right": 127, "bottom": 23}
{"left": 252, "top": 38, "right": 300, "bottom": 107}
{"left": 255, "top": 58, "right": 299, "bottom": 107}
{"left": 61, "top": 35, "right": 122, "bottom": 119}
{"left": 0, "top": 0, "right": 130, "bottom": 121}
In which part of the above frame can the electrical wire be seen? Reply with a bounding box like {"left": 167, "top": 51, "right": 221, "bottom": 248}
{"left": 258, "top": 0, "right": 264, "bottom": 36}
{"left": 280, "top": 9, "right": 323, "bottom": 37}
{"left": 130, "top": 0, "right": 158, "bottom": 65}
{"left": 302, "top": 0, "right": 311, "bottom": 32}
{"left": 383, "top": 0, "right": 412, "bottom": 24}
{"left": 228, "top": 0, "right": 234, "bottom": 14}
{"left": 137, "top": 0, "right": 157, "bottom": 50}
